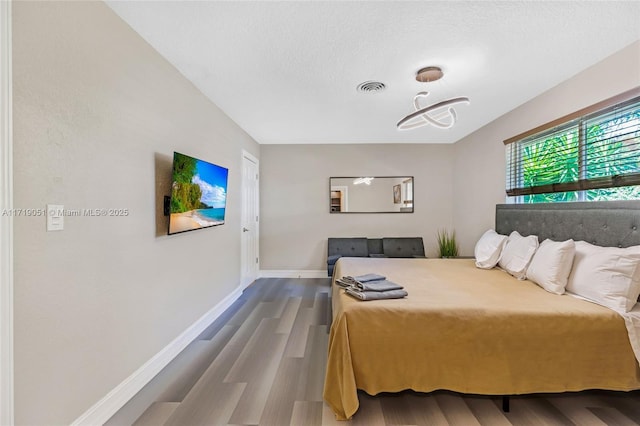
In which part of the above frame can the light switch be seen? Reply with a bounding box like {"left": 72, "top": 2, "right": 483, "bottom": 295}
{"left": 47, "top": 204, "right": 64, "bottom": 231}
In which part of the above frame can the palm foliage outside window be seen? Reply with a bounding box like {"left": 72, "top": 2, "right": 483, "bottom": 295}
{"left": 505, "top": 92, "right": 640, "bottom": 203}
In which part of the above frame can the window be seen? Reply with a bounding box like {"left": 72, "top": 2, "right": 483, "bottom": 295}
{"left": 505, "top": 90, "right": 640, "bottom": 203}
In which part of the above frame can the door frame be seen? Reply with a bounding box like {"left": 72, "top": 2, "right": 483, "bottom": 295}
{"left": 240, "top": 150, "right": 259, "bottom": 289}
{"left": 0, "top": 0, "right": 14, "bottom": 424}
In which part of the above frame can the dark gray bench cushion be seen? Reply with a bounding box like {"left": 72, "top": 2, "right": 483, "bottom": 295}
{"left": 328, "top": 237, "right": 369, "bottom": 276}
{"left": 382, "top": 237, "right": 425, "bottom": 258}
{"left": 328, "top": 237, "right": 369, "bottom": 257}
{"left": 367, "top": 238, "right": 383, "bottom": 257}
{"left": 327, "top": 237, "right": 425, "bottom": 276}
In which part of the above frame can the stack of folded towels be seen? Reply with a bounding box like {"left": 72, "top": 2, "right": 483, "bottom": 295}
{"left": 336, "top": 273, "right": 408, "bottom": 301}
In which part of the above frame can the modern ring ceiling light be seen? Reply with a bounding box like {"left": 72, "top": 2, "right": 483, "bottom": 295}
{"left": 397, "top": 66, "right": 470, "bottom": 131}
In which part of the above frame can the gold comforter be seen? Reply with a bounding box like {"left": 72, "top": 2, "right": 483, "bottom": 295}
{"left": 324, "top": 257, "right": 640, "bottom": 420}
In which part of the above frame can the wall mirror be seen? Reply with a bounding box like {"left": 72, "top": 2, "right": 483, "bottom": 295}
{"left": 330, "top": 176, "right": 414, "bottom": 213}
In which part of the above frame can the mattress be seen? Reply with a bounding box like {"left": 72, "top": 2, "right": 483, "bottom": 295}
{"left": 323, "top": 257, "right": 640, "bottom": 420}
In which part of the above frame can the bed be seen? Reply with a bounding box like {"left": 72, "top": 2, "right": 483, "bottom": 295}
{"left": 323, "top": 201, "right": 640, "bottom": 421}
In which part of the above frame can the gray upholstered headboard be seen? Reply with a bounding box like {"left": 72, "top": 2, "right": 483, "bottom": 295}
{"left": 495, "top": 201, "right": 640, "bottom": 248}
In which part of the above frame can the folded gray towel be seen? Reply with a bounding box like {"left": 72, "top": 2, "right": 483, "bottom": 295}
{"left": 338, "top": 273, "right": 387, "bottom": 288}
{"left": 335, "top": 278, "right": 353, "bottom": 288}
{"left": 345, "top": 288, "right": 408, "bottom": 301}
{"left": 354, "top": 279, "right": 403, "bottom": 292}
{"left": 353, "top": 273, "right": 386, "bottom": 283}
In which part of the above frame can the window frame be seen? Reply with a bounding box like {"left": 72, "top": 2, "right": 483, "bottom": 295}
{"left": 504, "top": 88, "right": 640, "bottom": 201}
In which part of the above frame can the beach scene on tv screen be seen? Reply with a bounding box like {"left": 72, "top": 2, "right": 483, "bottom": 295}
{"left": 169, "top": 152, "right": 228, "bottom": 234}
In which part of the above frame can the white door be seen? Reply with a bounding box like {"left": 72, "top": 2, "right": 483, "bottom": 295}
{"left": 241, "top": 151, "right": 259, "bottom": 288}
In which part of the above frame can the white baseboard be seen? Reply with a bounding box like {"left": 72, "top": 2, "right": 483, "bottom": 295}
{"left": 71, "top": 285, "right": 244, "bottom": 426}
{"left": 259, "top": 270, "right": 328, "bottom": 279}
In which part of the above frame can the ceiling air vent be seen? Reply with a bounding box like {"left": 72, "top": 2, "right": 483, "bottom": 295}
{"left": 357, "top": 81, "right": 386, "bottom": 93}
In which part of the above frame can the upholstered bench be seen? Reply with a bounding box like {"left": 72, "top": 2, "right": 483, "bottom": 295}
{"left": 327, "top": 237, "right": 425, "bottom": 276}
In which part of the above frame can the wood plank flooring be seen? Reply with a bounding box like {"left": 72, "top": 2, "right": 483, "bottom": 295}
{"left": 106, "top": 278, "right": 640, "bottom": 426}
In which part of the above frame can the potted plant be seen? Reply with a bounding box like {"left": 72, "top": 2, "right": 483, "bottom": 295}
{"left": 437, "top": 229, "right": 459, "bottom": 258}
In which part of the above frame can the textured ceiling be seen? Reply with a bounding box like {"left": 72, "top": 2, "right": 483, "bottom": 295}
{"left": 106, "top": 1, "right": 640, "bottom": 144}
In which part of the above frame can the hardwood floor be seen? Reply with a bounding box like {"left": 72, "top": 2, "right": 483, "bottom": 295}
{"left": 106, "top": 278, "right": 640, "bottom": 426}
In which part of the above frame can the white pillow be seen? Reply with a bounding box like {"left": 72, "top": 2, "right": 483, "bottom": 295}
{"left": 566, "top": 241, "right": 640, "bottom": 314}
{"left": 498, "top": 231, "right": 539, "bottom": 279}
{"left": 474, "top": 229, "right": 508, "bottom": 269}
{"left": 526, "top": 239, "right": 575, "bottom": 294}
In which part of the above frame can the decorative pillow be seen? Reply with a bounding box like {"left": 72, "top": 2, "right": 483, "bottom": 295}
{"left": 498, "top": 231, "right": 539, "bottom": 279}
{"left": 526, "top": 239, "right": 575, "bottom": 294}
{"left": 566, "top": 241, "right": 640, "bottom": 314}
{"left": 474, "top": 229, "right": 508, "bottom": 269}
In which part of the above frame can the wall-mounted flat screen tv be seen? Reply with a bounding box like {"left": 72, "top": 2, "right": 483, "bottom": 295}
{"left": 168, "top": 151, "right": 229, "bottom": 235}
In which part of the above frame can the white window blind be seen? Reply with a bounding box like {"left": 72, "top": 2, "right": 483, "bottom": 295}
{"left": 505, "top": 90, "right": 640, "bottom": 201}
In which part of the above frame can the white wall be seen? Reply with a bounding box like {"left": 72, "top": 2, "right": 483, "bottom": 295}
{"left": 260, "top": 144, "right": 454, "bottom": 270}
{"left": 12, "top": 2, "right": 259, "bottom": 424}
{"left": 453, "top": 41, "right": 640, "bottom": 255}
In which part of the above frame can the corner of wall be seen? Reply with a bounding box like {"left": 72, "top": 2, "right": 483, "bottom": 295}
{"left": 0, "top": 0, "right": 14, "bottom": 424}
